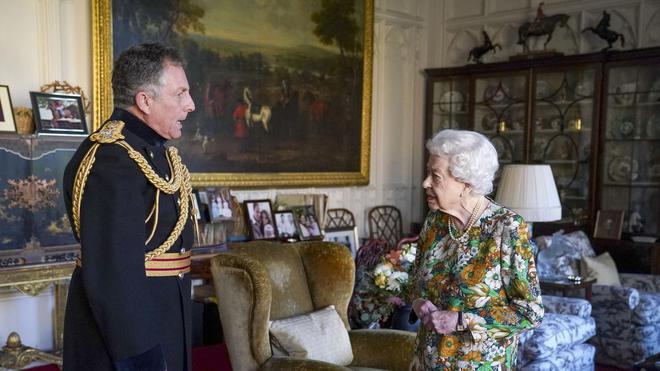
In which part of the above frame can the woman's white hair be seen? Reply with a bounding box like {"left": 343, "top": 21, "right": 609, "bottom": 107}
{"left": 426, "top": 129, "right": 499, "bottom": 196}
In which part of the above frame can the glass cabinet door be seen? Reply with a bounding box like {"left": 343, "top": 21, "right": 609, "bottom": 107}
{"left": 429, "top": 78, "right": 470, "bottom": 137}
{"left": 532, "top": 66, "right": 598, "bottom": 225}
{"left": 601, "top": 63, "right": 660, "bottom": 236}
{"left": 474, "top": 74, "right": 528, "bottom": 166}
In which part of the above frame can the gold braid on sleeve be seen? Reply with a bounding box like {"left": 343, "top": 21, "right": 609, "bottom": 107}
{"left": 71, "top": 120, "right": 195, "bottom": 262}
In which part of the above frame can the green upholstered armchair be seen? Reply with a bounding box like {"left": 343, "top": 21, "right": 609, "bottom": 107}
{"left": 209, "top": 241, "right": 416, "bottom": 371}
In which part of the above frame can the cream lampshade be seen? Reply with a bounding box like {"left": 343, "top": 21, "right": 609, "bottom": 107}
{"left": 495, "top": 164, "right": 562, "bottom": 223}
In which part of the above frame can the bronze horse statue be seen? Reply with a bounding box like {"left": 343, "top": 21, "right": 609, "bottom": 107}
{"left": 582, "top": 11, "right": 625, "bottom": 51}
{"left": 518, "top": 13, "right": 570, "bottom": 53}
{"left": 468, "top": 31, "right": 501, "bottom": 64}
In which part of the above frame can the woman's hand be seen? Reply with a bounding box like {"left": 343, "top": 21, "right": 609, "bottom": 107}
{"left": 412, "top": 298, "right": 438, "bottom": 319}
{"left": 421, "top": 310, "right": 459, "bottom": 335}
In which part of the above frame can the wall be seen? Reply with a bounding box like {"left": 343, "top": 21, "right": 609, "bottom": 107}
{"left": 0, "top": 0, "right": 432, "bottom": 356}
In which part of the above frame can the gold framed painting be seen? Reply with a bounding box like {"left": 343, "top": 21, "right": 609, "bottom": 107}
{"left": 92, "top": 0, "right": 373, "bottom": 187}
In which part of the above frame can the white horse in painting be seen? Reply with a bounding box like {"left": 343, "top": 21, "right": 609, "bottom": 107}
{"left": 243, "top": 87, "right": 272, "bottom": 132}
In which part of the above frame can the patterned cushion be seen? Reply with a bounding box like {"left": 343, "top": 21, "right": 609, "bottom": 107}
{"left": 592, "top": 284, "right": 639, "bottom": 310}
{"left": 519, "top": 343, "right": 595, "bottom": 371}
{"left": 536, "top": 230, "right": 597, "bottom": 279}
{"left": 620, "top": 273, "right": 660, "bottom": 293}
{"left": 519, "top": 313, "right": 596, "bottom": 360}
{"left": 543, "top": 295, "right": 592, "bottom": 319}
{"left": 633, "top": 293, "right": 660, "bottom": 325}
{"left": 593, "top": 293, "right": 660, "bottom": 335}
{"left": 591, "top": 327, "right": 660, "bottom": 369}
{"left": 560, "top": 231, "right": 595, "bottom": 258}
{"left": 536, "top": 231, "right": 596, "bottom": 279}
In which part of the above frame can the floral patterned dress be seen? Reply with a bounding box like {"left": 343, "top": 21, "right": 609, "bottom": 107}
{"left": 409, "top": 201, "right": 544, "bottom": 370}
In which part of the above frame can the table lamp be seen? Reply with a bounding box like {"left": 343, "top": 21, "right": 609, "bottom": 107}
{"left": 495, "top": 164, "right": 562, "bottom": 236}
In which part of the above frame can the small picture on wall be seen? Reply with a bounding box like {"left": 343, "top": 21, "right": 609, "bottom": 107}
{"left": 594, "top": 210, "right": 625, "bottom": 239}
{"left": 30, "top": 91, "right": 88, "bottom": 135}
{"left": 0, "top": 85, "right": 16, "bottom": 132}
{"left": 274, "top": 211, "right": 297, "bottom": 240}
{"left": 291, "top": 205, "right": 322, "bottom": 240}
{"left": 323, "top": 226, "right": 359, "bottom": 258}
{"left": 244, "top": 200, "right": 276, "bottom": 240}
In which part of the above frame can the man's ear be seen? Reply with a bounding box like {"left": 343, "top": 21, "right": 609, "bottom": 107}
{"left": 134, "top": 91, "right": 151, "bottom": 115}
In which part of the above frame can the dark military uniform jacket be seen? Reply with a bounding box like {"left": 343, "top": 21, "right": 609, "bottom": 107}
{"left": 62, "top": 109, "right": 194, "bottom": 371}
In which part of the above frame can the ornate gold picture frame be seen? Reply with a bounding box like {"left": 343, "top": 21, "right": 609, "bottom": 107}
{"left": 92, "top": 0, "right": 373, "bottom": 187}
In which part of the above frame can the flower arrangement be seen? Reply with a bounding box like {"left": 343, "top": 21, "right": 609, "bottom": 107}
{"left": 349, "top": 239, "right": 418, "bottom": 328}
{"left": 371, "top": 242, "right": 417, "bottom": 307}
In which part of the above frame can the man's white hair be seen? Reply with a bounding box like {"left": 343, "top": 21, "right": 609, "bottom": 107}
{"left": 426, "top": 129, "right": 499, "bottom": 195}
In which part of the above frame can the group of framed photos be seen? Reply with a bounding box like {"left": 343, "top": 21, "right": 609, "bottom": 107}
{"left": 244, "top": 200, "right": 322, "bottom": 242}
{"left": 243, "top": 200, "right": 359, "bottom": 257}
{"left": 0, "top": 84, "right": 88, "bottom": 136}
{"left": 187, "top": 189, "right": 360, "bottom": 257}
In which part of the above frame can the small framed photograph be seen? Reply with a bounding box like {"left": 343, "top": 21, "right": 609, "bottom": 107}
{"left": 207, "top": 187, "right": 233, "bottom": 221}
{"left": 323, "top": 226, "right": 359, "bottom": 258}
{"left": 291, "top": 205, "right": 322, "bottom": 240}
{"left": 30, "top": 91, "right": 88, "bottom": 135}
{"left": 0, "top": 85, "right": 17, "bottom": 132}
{"left": 274, "top": 211, "right": 298, "bottom": 240}
{"left": 244, "top": 199, "right": 276, "bottom": 240}
{"left": 594, "top": 210, "right": 625, "bottom": 239}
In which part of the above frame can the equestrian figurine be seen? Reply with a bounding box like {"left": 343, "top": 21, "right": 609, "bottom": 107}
{"left": 468, "top": 31, "right": 502, "bottom": 64}
{"left": 518, "top": 2, "right": 570, "bottom": 53}
{"left": 582, "top": 11, "right": 625, "bottom": 51}
{"left": 531, "top": 2, "right": 546, "bottom": 33}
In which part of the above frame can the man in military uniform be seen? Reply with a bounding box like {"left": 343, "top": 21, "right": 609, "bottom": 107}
{"left": 62, "top": 43, "right": 196, "bottom": 370}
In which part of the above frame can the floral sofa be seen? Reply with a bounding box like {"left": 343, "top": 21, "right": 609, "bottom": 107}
{"left": 535, "top": 230, "right": 660, "bottom": 369}
{"left": 517, "top": 295, "right": 596, "bottom": 371}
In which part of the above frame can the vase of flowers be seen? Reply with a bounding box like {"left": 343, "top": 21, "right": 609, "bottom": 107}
{"left": 370, "top": 240, "right": 419, "bottom": 331}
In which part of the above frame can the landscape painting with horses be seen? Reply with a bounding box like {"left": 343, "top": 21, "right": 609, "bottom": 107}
{"left": 110, "top": 0, "right": 371, "bottom": 184}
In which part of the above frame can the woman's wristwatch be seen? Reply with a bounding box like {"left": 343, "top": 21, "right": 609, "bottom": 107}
{"left": 456, "top": 311, "right": 466, "bottom": 331}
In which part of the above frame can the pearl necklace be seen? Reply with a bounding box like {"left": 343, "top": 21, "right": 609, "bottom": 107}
{"left": 448, "top": 197, "right": 484, "bottom": 244}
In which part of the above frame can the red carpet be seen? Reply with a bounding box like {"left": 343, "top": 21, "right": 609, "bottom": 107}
{"left": 192, "top": 343, "right": 233, "bottom": 371}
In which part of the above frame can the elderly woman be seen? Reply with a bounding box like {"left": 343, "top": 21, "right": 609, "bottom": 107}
{"left": 409, "top": 129, "right": 544, "bottom": 370}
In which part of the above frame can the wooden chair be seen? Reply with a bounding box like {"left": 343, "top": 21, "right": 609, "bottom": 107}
{"left": 368, "top": 205, "right": 403, "bottom": 249}
{"left": 324, "top": 208, "right": 356, "bottom": 230}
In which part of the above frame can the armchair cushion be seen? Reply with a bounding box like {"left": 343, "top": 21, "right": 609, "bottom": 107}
{"left": 269, "top": 305, "right": 353, "bottom": 365}
{"left": 260, "top": 356, "right": 351, "bottom": 370}
{"left": 537, "top": 230, "right": 595, "bottom": 279}
{"left": 519, "top": 313, "right": 596, "bottom": 360}
{"left": 348, "top": 329, "right": 415, "bottom": 370}
{"left": 592, "top": 284, "right": 639, "bottom": 310}
{"left": 620, "top": 273, "right": 660, "bottom": 292}
{"left": 542, "top": 295, "right": 592, "bottom": 319}
{"left": 633, "top": 293, "right": 660, "bottom": 325}
{"left": 580, "top": 252, "right": 621, "bottom": 286}
{"left": 519, "top": 343, "right": 595, "bottom": 371}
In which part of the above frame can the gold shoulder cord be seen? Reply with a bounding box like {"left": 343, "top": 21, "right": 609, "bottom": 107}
{"left": 72, "top": 120, "right": 199, "bottom": 262}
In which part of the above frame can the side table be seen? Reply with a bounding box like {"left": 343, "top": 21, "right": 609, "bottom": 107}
{"left": 539, "top": 278, "right": 596, "bottom": 301}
